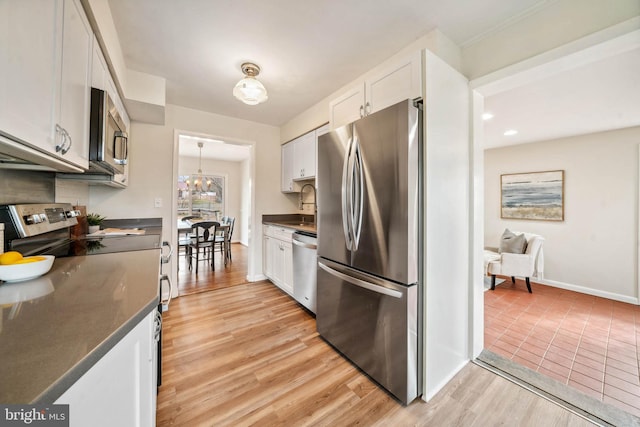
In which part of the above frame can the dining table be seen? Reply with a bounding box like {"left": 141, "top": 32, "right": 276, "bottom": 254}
{"left": 177, "top": 218, "right": 231, "bottom": 266}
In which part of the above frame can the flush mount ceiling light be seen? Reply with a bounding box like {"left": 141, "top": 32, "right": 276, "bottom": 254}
{"left": 482, "top": 112, "right": 494, "bottom": 120}
{"left": 504, "top": 129, "right": 518, "bottom": 136}
{"left": 233, "top": 62, "right": 268, "bottom": 106}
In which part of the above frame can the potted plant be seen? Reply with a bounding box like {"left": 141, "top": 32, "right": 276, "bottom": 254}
{"left": 86, "top": 213, "right": 106, "bottom": 234}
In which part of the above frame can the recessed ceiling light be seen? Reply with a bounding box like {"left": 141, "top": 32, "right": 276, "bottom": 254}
{"left": 482, "top": 112, "right": 494, "bottom": 120}
{"left": 504, "top": 129, "right": 518, "bottom": 136}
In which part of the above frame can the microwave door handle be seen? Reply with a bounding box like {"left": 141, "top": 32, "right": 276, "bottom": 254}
{"left": 122, "top": 134, "right": 129, "bottom": 165}
{"left": 113, "top": 131, "right": 127, "bottom": 164}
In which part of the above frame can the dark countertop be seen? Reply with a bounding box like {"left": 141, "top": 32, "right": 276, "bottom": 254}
{"left": 262, "top": 214, "right": 317, "bottom": 236}
{"left": 0, "top": 249, "right": 160, "bottom": 403}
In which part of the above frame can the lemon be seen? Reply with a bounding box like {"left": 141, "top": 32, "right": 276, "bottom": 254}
{"left": 0, "top": 251, "right": 23, "bottom": 265}
{"left": 13, "top": 258, "right": 41, "bottom": 264}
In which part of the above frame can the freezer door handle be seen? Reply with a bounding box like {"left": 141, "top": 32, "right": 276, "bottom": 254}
{"left": 318, "top": 262, "right": 402, "bottom": 298}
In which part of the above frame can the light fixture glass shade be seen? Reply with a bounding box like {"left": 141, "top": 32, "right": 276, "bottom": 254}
{"left": 233, "top": 76, "right": 268, "bottom": 105}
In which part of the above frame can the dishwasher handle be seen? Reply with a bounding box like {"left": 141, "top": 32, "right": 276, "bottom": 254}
{"left": 292, "top": 238, "right": 317, "bottom": 250}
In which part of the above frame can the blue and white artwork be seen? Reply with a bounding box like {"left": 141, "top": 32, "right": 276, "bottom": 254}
{"left": 501, "top": 170, "right": 564, "bottom": 221}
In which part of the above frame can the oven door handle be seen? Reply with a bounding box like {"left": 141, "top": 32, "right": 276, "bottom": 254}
{"left": 161, "top": 240, "right": 173, "bottom": 264}
{"left": 159, "top": 274, "right": 172, "bottom": 308}
{"left": 318, "top": 262, "right": 402, "bottom": 298}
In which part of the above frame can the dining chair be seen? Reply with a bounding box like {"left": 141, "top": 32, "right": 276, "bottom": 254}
{"left": 214, "top": 217, "right": 235, "bottom": 264}
{"left": 224, "top": 217, "right": 235, "bottom": 262}
{"left": 188, "top": 221, "right": 219, "bottom": 274}
{"left": 177, "top": 215, "right": 201, "bottom": 270}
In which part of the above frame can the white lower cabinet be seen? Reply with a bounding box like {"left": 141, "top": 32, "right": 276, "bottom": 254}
{"left": 263, "top": 226, "right": 294, "bottom": 295}
{"left": 56, "top": 310, "right": 158, "bottom": 427}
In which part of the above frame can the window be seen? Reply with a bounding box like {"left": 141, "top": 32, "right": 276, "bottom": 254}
{"left": 177, "top": 174, "right": 225, "bottom": 220}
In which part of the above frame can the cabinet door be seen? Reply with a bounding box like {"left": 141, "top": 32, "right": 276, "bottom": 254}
{"left": 281, "top": 241, "right": 294, "bottom": 295}
{"left": 263, "top": 236, "right": 273, "bottom": 279}
{"left": 281, "top": 141, "right": 295, "bottom": 193}
{"left": 293, "top": 131, "right": 315, "bottom": 179}
{"left": 271, "top": 239, "right": 285, "bottom": 286}
{"left": 57, "top": 0, "right": 91, "bottom": 169}
{"left": 329, "top": 83, "right": 365, "bottom": 130}
{"left": 56, "top": 310, "right": 157, "bottom": 427}
{"left": 366, "top": 51, "right": 422, "bottom": 115}
{"left": 91, "top": 35, "right": 107, "bottom": 90}
{"left": 0, "top": 0, "right": 61, "bottom": 152}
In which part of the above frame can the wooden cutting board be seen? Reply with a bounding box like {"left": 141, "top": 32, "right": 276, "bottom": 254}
{"left": 90, "top": 228, "right": 146, "bottom": 236}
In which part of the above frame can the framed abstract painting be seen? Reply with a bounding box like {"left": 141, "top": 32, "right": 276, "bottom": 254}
{"left": 501, "top": 170, "right": 564, "bottom": 221}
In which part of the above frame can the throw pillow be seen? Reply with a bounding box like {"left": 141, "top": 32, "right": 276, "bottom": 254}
{"left": 499, "top": 229, "right": 527, "bottom": 254}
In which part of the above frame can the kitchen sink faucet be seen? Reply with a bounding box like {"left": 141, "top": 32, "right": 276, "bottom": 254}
{"left": 298, "top": 183, "right": 317, "bottom": 226}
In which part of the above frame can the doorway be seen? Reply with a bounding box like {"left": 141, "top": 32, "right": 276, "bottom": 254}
{"left": 174, "top": 132, "right": 253, "bottom": 296}
{"left": 471, "top": 29, "right": 640, "bottom": 420}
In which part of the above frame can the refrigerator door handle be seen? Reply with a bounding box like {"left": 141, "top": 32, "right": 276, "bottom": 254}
{"left": 352, "top": 137, "right": 364, "bottom": 251}
{"left": 318, "top": 262, "right": 403, "bottom": 299}
{"left": 341, "top": 134, "right": 355, "bottom": 250}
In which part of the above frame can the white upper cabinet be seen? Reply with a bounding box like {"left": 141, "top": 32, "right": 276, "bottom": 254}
{"left": 281, "top": 141, "right": 295, "bottom": 193}
{"left": 293, "top": 131, "right": 315, "bottom": 180}
{"left": 281, "top": 124, "right": 328, "bottom": 193}
{"left": 91, "top": 35, "right": 107, "bottom": 90}
{"left": 57, "top": 0, "right": 92, "bottom": 169}
{"left": 0, "top": 0, "right": 91, "bottom": 170}
{"left": 0, "top": 0, "right": 61, "bottom": 154}
{"left": 329, "top": 51, "right": 422, "bottom": 129}
{"left": 328, "top": 84, "right": 366, "bottom": 131}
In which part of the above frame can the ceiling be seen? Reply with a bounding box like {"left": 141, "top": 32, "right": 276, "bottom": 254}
{"left": 107, "top": 1, "right": 639, "bottom": 149}
{"left": 107, "top": 0, "right": 548, "bottom": 126}
{"left": 482, "top": 44, "right": 640, "bottom": 149}
{"left": 179, "top": 135, "right": 251, "bottom": 162}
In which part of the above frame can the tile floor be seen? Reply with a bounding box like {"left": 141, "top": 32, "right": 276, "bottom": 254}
{"left": 484, "top": 278, "right": 640, "bottom": 417}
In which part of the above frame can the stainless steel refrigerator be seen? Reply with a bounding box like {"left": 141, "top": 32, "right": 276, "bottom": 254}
{"left": 316, "top": 99, "right": 422, "bottom": 405}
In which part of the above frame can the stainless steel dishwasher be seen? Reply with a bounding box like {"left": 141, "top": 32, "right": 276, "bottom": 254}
{"left": 292, "top": 231, "right": 317, "bottom": 313}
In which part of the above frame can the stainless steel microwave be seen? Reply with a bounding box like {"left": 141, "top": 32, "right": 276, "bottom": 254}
{"left": 89, "top": 88, "right": 128, "bottom": 175}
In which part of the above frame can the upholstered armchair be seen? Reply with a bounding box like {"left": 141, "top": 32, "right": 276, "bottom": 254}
{"left": 485, "top": 231, "right": 545, "bottom": 293}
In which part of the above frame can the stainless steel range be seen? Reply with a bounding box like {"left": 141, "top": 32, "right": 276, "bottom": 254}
{"left": 0, "top": 203, "right": 161, "bottom": 256}
{"left": 0, "top": 202, "right": 169, "bottom": 390}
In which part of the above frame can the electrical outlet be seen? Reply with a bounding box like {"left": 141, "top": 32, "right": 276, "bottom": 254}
{"left": 154, "top": 197, "right": 163, "bottom": 208}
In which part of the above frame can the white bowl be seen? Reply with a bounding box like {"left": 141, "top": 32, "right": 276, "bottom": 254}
{"left": 0, "top": 255, "right": 55, "bottom": 283}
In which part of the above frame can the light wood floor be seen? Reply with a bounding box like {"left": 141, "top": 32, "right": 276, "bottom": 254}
{"left": 157, "top": 281, "right": 596, "bottom": 426}
{"left": 177, "top": 243, "right": 249, "bottom": 296}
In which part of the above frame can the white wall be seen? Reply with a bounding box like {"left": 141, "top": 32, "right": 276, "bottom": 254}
{"left": 90, "top": 103, "right": 288, "bottom": 294}
{"left": 178, "top": 155, "right": 242, "bottom": 242}
{"left": 485, "top": 126, "right": 640, "bottom": 303}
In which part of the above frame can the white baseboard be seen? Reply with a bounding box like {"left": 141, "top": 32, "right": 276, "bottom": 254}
{"left": 422, "top": 359, "right": 469, "bottom": 402}
{"left": 247, "top": 274, "right": 267, "bottom": 282}
{"left": 539, "top": 278, "right": 639, "bottom": 305}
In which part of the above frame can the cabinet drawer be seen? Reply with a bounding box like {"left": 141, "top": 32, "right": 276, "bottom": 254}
{"left": 263, "top": 225, "right": 294, "bottom": 241}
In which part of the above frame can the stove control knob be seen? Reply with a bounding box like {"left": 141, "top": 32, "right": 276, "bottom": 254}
{"left": 65, "top": 210, "right": 80, "bottom": 218}
{"left": 24, "top": 214, "right": 41, "bottom": 225}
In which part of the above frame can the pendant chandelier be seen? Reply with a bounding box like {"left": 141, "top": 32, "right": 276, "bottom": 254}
{"left": 233, "top": 62, "right": 268, "bottom": 105}
{"left": 189, "top": 142, "right": 211, "bottom": 192}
